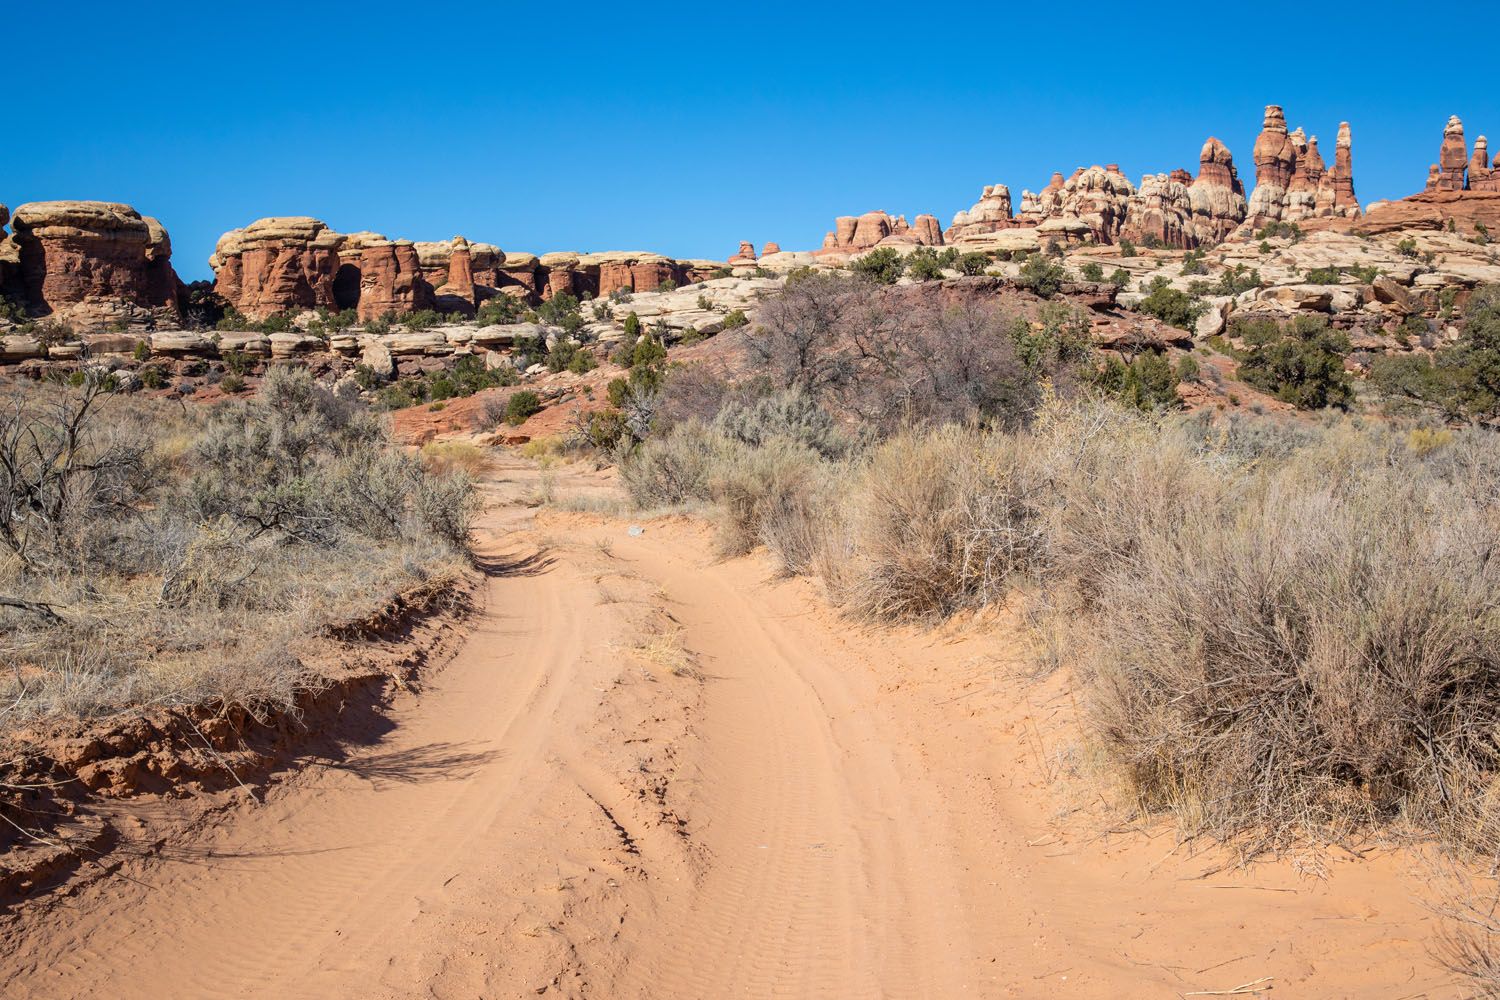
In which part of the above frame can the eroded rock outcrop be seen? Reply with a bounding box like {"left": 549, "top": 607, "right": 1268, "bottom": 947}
{"left": 3, "top": 201, "right": 180, "bottom": 326}
{"left": 819, "top": 210, "right": 943, "bottom": 254}
{"left": 211, "top": 217, "right": 345, "bottom": 318}
{"left": 1314, "top": 123, "right": 1360, "bottom": 217}
{"left": 1241, "top": 106, "right": 1360, "bottom": 229}
{"left": 947, "top": 185, "right": 1016, "bottom": 240}
{"left": 1283, "top": 129, "right": 1324, "bottom": 222}
{"left": 728, "top": 241, "right": 758, "bottom": 265}
{"left": 1470, "top": 137, "right": 1497, "bottom": 192}
{"left": 1120, "top": 170, "right": 1194, "bottom": 248}
{"left": 1189, "top": 138, "right": 1249, "bottom": 243}
{"left": 1246, "top": 106, "right": 1298, "bottom": 225}
{"left": 357, "top": 240, "right": 434, "bottom": 321}
{"left": 1428, "top": 116, "right": 1470, "bottom": 192}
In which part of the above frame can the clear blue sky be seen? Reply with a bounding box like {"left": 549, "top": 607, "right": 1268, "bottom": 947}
{"left": 10, "top": 2, "right": 1496, "bottom": 280}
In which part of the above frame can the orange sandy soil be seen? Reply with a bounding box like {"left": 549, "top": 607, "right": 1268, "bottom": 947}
{"left": 0, "top": 451, "right": 1466, "bottom": 999}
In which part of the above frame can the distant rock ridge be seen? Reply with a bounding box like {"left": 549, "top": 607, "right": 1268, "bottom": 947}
{"left": 9, "top": 106, "right": 1500, "bottom": 333}
{"left": 941, "top": 105, "right": 1359, "bottom": 250}
{"left": 206, "top": 219, "right": 728, "bottom": 320}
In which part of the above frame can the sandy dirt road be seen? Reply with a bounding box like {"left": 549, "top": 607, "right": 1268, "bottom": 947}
{"left": 0, "top": 457, "right": 1464, "bottom": 998}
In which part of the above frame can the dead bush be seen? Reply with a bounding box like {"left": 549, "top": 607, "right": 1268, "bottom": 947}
{"left": 747, "top": 274, "right": 1057, "bottom": 430}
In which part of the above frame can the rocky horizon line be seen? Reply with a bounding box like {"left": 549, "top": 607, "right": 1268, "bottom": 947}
{"left": 2, "top": 105, "right": 1498, "bottom": 332}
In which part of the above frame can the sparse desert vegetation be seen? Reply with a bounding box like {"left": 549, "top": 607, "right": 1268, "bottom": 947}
{"left": 621, "top": 274, "right": 1500, "bottom": 872}
{"left": 0, "top": 367, "right": 477, "bottom": 731}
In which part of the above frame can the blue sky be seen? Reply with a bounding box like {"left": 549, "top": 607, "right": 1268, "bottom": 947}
{"left": 10, "top": 2, "right": 1496, "bottom": 280}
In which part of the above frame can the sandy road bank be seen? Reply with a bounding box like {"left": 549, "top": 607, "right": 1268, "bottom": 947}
{"left": 0, "top": 456, "right": 1460, "bottom": 998}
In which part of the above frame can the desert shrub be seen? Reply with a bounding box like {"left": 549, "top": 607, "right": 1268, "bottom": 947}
{"left": 1136, "top": 277, "right": 1205, "bottom": 330}
{"left": 546, "top": 338, "right": 591, "bottom": 373}
{"left": 420, "top": 441, "right": 490, "bottom": 478}
{"left": 0, "top": 375, "right": 153, "bottom": 571}
{"left": 619, "top": 420, "right": 721, "bottom": 506}
{"left": 1118, "top": 238, "right": 1136, "bottom": 258}
{"left": 1010, "top": 303, "right": 1091, "bottom": 373}
{"left": 722, "top": 308, "right": 748, "bottom": 329}
{"left": 747, "top": 273, "right": 1063, "bottom": 429}
{"left": 905, "top": 247, "right": 945, "bottom": 281}
{"left": 707, "top": 438, "right": 826, "bottom": 558}
{"left": 1305, "top": 264, "right": 1380, "bottom": 285}
{"left": 402, "top": 309, "right": 449, "bottom": 331}
{"left": 1180, "top": 250, "right": 1208, "bottom": 276}
{"left": 373, "top": 356, "right": 515, "bottom": 410}
{"left": 537, "top": 292, "right": 585, "bottom": 335}
{"left": 825, "top": 426, "right": 1046, "bottom": 621}
{"left": 1015, "top": 254, "right": 1066, "bottom": 298}
{"left": 957, "top": 252, "right": 990, "bottom": 276}
{"left": 475, "top": 295, "right": 529, "bottom": 325}
{"left": 1371, "top": 285, "right": 1500, "bottom": 422}
{"left": 1093, "top": 352, "right": 1182, "bottom": 411}
{"left": 712, "top": 388, "right": 851, "bottom": 459}
{"left": 1071, "top": 429, "right": 1500, "bottom": 850}
{"left": 504, "top": 390, "right": 542, "bottom": 425}
{"left": 1213, "top": 265, "right": 1262, "bottom": 296}
{"left": 0, "top": 370, "right": 475, "bottom": 732}
{"left": 850, "top": 247, "right": 905, "bottom": 285}
{"left": 1257, "top": 220, "right": 1304, "bottom": 242}
{"left": 1235, "top": 314, "right": 1354, "bottom": 410}
{"left": 1079, "top": 261, "right": 1105, "bottom": 282}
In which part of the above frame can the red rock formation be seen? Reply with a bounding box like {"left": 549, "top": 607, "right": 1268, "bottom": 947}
{"left": 494, "top": 252, "right": 540, "bottom": 299}
{"left": 1470, "top": 136, "right": 1498, "bottom": 192}
{"left": 357, "top": 240, "right": 434, "bottom": 321}
{"left": 1019, "top": 172, "right": 1067, "bottom": 220}
{"left": 1247, "top": 105, "right": 1297, "bottom": 223}
{"left": 852, "top": 211, "right": 892, "bottom": 247}
{"left": 818, "top": 210, "right": 940, "bottom": 253}
{"left": 1056, "top": 165, "right": 1135, "bottom": 243}
{"left": 1283, "top": 129, "right": 1324, "bottom": 221}
{"left": 761, "top": 242, "right": 782, "bottom": 255}
{"left": 1188, "top": 136, "right": 1249, "bottom": 244}
{"left": 0, "top": 203, "right": 16, "bottom": 305}
{"left": 1319, "top": 189, "right": 1500, "bottom": 236}
{"left": 211, "top": 217, "right": 343, "bottom": 319}
{"left": 467, "top": 242, "right": 508, "bottom": 297}
{"left": 1427, "top": 116, "right": 1469, "bottom": 191}
{"left": 1120, "top": 171, "right": 1194, "bottom": 248}
{"left": 436, "top": 238, "right": 476, "bottom": 314}
{"left": 5, "top": 201, "right": 180, "bottom": 326}
{"left": 727, "top": 241, "right": 758, "bottom": 265}
{"left": 946, "top": 184, "right": 1015, "bottom": 240}
{"left": 911, "top": 214, "right": 943, "bottom": 246}
{"left": 1314, "top": 123, "right": 1360, "bottom": 217}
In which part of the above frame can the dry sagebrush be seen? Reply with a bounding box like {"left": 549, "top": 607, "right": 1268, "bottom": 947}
{"left": 1, "top": 368, "right": 479, "bottom": 733}
{"left": 624, "top": 394, "right": 1500, "bottom": 853}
